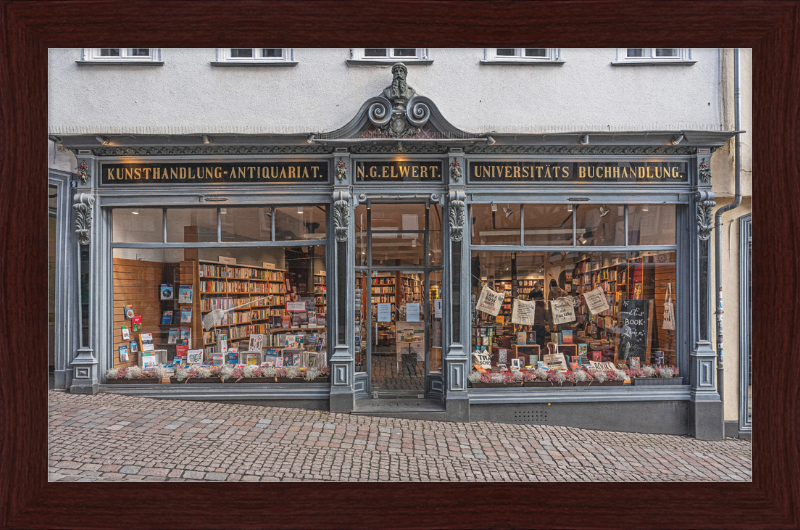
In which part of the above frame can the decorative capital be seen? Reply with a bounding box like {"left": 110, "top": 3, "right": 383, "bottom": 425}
{"left": 73, "top": 193, "right": 95, "bottom": 245}
{"left": 333, "top": 195, "right": 350, "bottom": 242}
{"left": 449, "top": 160, "right": 462, "bottom": 181}
{"left": 449, "top": 199, "right": 465, "bottom": 242}
{"left": 697, "top": 199, "right": 716, "bottom": 241}
{"left": 699, "top": 160, "right": 711, "bottom": 184}
{"left": 335, "top": 159, "right": 348, "bottom": 182}
{"left": 77, "top": 161, "right": 90, "bottom": 183}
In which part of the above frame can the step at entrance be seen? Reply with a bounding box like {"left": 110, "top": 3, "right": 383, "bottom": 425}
{"left": 352, "top": 398, "right": 446, "bottom": 420}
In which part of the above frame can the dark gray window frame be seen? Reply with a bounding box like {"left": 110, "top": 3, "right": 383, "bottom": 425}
{"left": 738, "top": 214, "right": 752, "bottom": 433}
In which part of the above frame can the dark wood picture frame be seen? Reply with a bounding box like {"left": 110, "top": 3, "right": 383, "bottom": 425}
{"left": 1, "top": 1, "right": 797, "bottom": 529}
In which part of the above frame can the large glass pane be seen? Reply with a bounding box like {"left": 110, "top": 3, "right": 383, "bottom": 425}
{"left": 628, "top": 205, "right": 676, "bottom": 245}
{"left": 370, "top": 203, "right": 425, "bottom": 231}
{"left": 525, "top": 49, "right": 547, "bottom": 57}
{"left": 260, "top": 48, "right": 283, "bottom": 58}
{"left": 469, "top": 250, "right": 678, "bottom": 380}
{"left": 354, "top": 204, "right": 368, "bottom": 267}
{"left": 497, "top": 48, "right": 516, "bottom": 56}
{"left": 576, "top": 204, "right": 624, "bottom": 246}
{"left": 524, "top": 205, "right": 574, "bottom": 246}
{"left": 355, "top": 271, "right": 367, "bottom": 371}
{"left": 428, "top": 230, "right": 443, "bottom": 267}
{"left": 371, "top": 232, "right": 424, "bottom": 267}
{"left": 230, "top": 48, "right": 253, "bottom": 58}
{"left": 111, "top": 245, "right": 326, "bottom": 377}
{"left": 220, "top": 207, "right": 272, "bottom": 242}
{"left": 166, "top": 208, "right": 217, "bottom": 243}
{"left": 471, "top": 204, "right": 521, "bottom": 245}
{"left": 393, "top": 48, "right": 417, "bottom": 57}
{"left": 364, "top": 48, "right": 387, "bottom": 57}
{"left": 655, "top": 48, "right": 678, "bottom": 57}
{"left": 626, "top": 48, "right": 645, "bottom": 58}
{"left": 428, "top": 270, "right": 443, "bottom": 373}
{"left": 127, "top": 48, "right": 150, "bottom": 56}
{"left": 99, "top": 48, "right": 120, "bottom": 57}
{"left": 275, "top": 205, "right": 326, "bottom": 241}
{"left": 113, "top": 208, "right": 164, "bottom": 243}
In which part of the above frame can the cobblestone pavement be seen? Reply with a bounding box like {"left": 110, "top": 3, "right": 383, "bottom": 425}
{"left": 48, "top": 390, "right": 752, "bottom": 482}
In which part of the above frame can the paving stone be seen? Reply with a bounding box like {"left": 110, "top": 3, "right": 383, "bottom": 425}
{"left": 119, "top": 466, "right": 141, "bottom": 475}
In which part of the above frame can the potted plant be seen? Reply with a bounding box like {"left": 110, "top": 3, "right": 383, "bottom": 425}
{"left": 631, "top": 365, "right": 684, "bottom": 386}
{"left": 105, "top": 365, "right": 161, "bottom": 384}
{"left": 505, "top": 371, "right": 523, "bottom": 387}
{"left": 170, "top": 365, "right": 221, "bottom": 383}
{"left": 574, "top": 369, "right": 594, "bottom": 386}
{"left": 547, "top": 369, "right": 573, "bottom": 387}
{"left": 467, "top": 371, "right": 483, "bottom": 388}
{"left": 470, "top": 372, "right": 508, "bottom": 388}
{"left": 523, "top": 368, "right": 553, "bottom": 387}
{"left": 303, "top": 365, "right": 330, "bottom": 383}
{"left": 276, "top": 365, "right": 302, "bottom": 383}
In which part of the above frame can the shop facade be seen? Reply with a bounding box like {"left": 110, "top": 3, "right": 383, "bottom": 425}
{"left": 49, "top": 50, "right": 749, "bottom": 439}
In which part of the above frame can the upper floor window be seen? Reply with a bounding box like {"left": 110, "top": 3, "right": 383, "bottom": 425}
{"left": 212, "top": 48, "right": 296, "bottom": 67}
{"left": 79, "top": 48, "right": 162, "bottom": 64}
{"left": 481, "top": 48, "right": 563, "bottom": 65}
{"left": 612, "top": 48, "right": 694, "bottom": 66}
{"left": 348, "top": 48, "right": 431, "bottom": 66}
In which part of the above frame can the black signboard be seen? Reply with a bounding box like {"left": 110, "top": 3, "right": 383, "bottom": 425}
{"left": 355, "top": 161, "right": 444, "bottom": 182}
{"left": 469, "top": 161, "right": 688, "bottom": 183}
{"left": 618, "top": 300, "right": 653, "bottom": 363}
{"left": 101, "top": 161, "right": 328, "bottom": 185}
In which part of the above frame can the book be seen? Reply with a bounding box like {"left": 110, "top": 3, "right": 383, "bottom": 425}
{"left": 141, "top": 352, "right": 157, "bottom": 369}
{"left": 178, "top": 285, "right": 193, "bottom": 304}
{"left": 654, "top": 351, "right": 664, "bottom": 366}
{"left": 246, "top": 353, "right": 258, "bottom": 366}
{"left": 516, "top": 332, "right": 526, "bottom": 345}
{"left": 121, "top": 326, "right": 130, "bottom": 340}
{"left": 176, "top": 344, "right": 189, "bottom": 359}
{"left": 161, "top": 311, "right": 173, "bottom": 325}
{"left": 262, "top": 349, "right": 280, "bottom": 366}
{"left": 227, "top": 351, "right": 239, "bottom": 365}
{"left": 317, "top": 313, "right": 326, "bottom": 327}
{"left": 180, "top": 308, "right": 192, "bottom": 323}
{"left": 578, "top": 343, "right": 588, "bottom": 355}
{"left": 550, "top": 332, "right": 559, "bottom": 344}
{"left": 562, "top": 330, "right": 573, "bottom": 344}
{"left": 179, "top": 328, "right": 191, "bottom": 345}
{"left": 212, "top": 353, "right": 224, "bottom": 366}
{"left": 186, "top": 349, "right": 203, "bottom": 365}
{"left": 139, "top": 333, "right": 155, "bottom": 352}
{"left": 124, "top": 305, "right": 134, "bottom": 319}
{"left": 132, "top": 314, "right": 142, "bottom": 332}
{"left": 631, "top": 357, "right": 641, "bottom": 369}
{"left": 160, "top": 284, "right": 174, "bottom": 300}
{"left": 167, "top": 328, "right": 179, "bottom": 344}
{"left": 129, "top": 340, "right": 138, "bottom": 353}
{"left": 118, "top": 345, "right": 129, "bottom": 362}
{"left": 218, "top": 338, "right": 228, "bottom": 354}
{"left": 591, "top": 351, "right": 601, "bottom": 361}
{"left": 526, "top": 331, "right": 536, "bottom": 344}
{"left": 284, "top": 334, "right": 304, "bottom": 349}
{"left": 281, "top": 315, "right": 291, "bottom": 328}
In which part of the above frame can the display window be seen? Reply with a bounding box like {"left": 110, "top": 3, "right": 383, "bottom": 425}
{"left": 109, "top": 206, "right": 328, "bottom": 383}
{"left": 468, "top": 203, "right": 681, "bottom": 388}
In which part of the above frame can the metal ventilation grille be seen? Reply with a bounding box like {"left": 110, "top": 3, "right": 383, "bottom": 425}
{"left": 512, "top": 407, "right": 548, "bottom": 424}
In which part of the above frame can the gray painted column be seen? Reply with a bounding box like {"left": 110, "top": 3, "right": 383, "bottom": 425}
{"left": 444, "top": 149, "right": 469, "bottom": 422}
{"left": 329, "top": 149, "right": 355, "bottom": 412}
{"left": 688, "top": 149, "right": 722, "bottom": 439}
{"left": 70, "top": 151, "right": 99, "bottom": 395}
{"left": 50, "top": 170, "right": 79, "bottom": 389}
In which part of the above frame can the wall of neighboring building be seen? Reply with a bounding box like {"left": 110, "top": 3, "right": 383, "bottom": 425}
{"left": 48, "top": 48, "right": 723, "bottom": 135}
{"left": 709, "top": 49, "right": 753, "bottom": 425}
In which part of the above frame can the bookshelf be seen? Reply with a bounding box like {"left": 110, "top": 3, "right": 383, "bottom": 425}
{"left": 314, "top": 273, "right": 327, "bottom": 313}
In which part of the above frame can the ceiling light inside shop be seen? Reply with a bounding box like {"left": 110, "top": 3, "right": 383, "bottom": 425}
{"left": 503, "top": 206, "right": 513, "bottom": 218}
{"left": 131, "top": 210, "right": 139, "bottom": 215}
{"left": 491, "top": 203, "right": 497, "bottom": 212}
{"left": 297, "top": 206, "right": 304, "bottom": 214}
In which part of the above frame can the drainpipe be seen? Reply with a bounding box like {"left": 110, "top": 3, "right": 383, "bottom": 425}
{"left": 714, "top": 49, "right": 743, "bottom": 411}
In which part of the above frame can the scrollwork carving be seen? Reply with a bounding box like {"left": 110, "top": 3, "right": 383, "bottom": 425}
{"left": 405, "top": 96, "right": 431, "bottom": 127}
{"left": 697, "top": 199, "right": 716, "bottom": 241}
{"left": 449, "top": 200, "right": 465, "bottom": 241}
{"left": 333, "top": 199, "right": 350, "bottom": 242}
{"left": 367, "top": 100, "right": 391, "bottom": 127}
{"left": 73, "top": 193, "right": 95, "bottom": 246}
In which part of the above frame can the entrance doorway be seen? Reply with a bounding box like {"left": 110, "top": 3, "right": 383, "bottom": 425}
{"left": 354, "top": 202, "right": 444, "bottom": 400}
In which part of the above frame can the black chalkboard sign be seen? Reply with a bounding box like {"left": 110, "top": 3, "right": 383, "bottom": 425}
{"left": 617, "top": 300, "right": 653, "bottom": 364}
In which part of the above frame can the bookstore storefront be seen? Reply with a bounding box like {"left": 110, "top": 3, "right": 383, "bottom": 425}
{"left": 57, "top": 67, "right": 733, "bottom": 438}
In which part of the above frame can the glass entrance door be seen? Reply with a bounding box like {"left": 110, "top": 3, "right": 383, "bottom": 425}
{"left": 353, "top": 201, "right": 444, "bottom": 399}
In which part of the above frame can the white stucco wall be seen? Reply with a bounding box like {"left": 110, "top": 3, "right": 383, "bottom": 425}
{"left": 49, "top": 48, "right": 723, "bottom": 135}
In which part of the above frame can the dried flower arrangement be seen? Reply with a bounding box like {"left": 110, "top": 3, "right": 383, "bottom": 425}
{"left": 152, "top": 364, "right": 167, "bottom": 380}
{"left": 219, "top": 365, "right": 234, "bottom": 381}
{"left": 522, "top": 371, "right": 537, "bottom": 382}
{"left": 642, "top": 366, "right": 657, "bottom": 378}
{"left": 512, "top": 371, "right": 524, "bottom": 382}
{"left": 605, "top": 370, "right": 618, "bottom": 382}
{"left": 593, "top": 370, "right": 608, "bottom": 383}
{"left": 468, "top": 371, "right": 483, "bottom": 383}
{"left": 304, "top": 367, "right": 321, "bottom": 381}
{"left": 317, "top": 365, "right": 331, "bottom": 377}
{"left": 285, "top": 366, "right": 301, "bottom": 379}
{"left": 490, "top": 373, "right": 505, "bottom": 384}
{"left": 479, "top": 373, "right": 492, "bottom": 384}
{"left": 263, "top": 366, "right": 277, "bottom": 378}
{"left": 547, "top": 370, "right": 567, "bottom": 385}
{"left": 614, "top": 369, "right": 628, "bottom": 382}
{"left": 534, "top": 368, "right": 549, "bottom": 381}
{"left": 657, "top": 367, "right": 675, "bottom": 378}
{"left": 573, "top": 370, "right": 591, "bottom": 383}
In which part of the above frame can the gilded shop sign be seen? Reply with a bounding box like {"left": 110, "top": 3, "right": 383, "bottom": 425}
{"left": 469, "top": 161, "right": 689, "bottom": 183}
{"left": 355, "top": 161, "right": 444, "bottom": 182}
{"left": 101, "top": 161, "right": 329, "bottom": 185}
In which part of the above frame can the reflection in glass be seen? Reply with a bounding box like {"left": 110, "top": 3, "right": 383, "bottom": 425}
{"left": 114, "top": 208, "right": 164, "bottom": 243}
{"left": 220, "top": 207, "right": 272, "bottom": 242}
{"left": 523, "top": 205, "right": 574, "bottom": 246}
{"left": 370, "top": 203, "right": 426, "bottom": 231}
{"left": 576, "top": 204, "right": 624, "bottom": 246}
{"left": 275, "top": 205, "right": 326, "bottom": 241}
{"left": 167, "top": 208, "right": 217, "bottom": 243}
{"left": 429, "top": 270, "right": 443, "bottom": 373}
{"left": 628, "top": 205, "right": 676, "bottom": 245}
{"left": 371, "top": 232, "right": 425, "bottom": 267}
{"left": 471, "top": 204, "right": 521, "bottom": 245}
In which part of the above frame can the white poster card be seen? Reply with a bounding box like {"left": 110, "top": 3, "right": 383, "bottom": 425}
{"left": 511, "top": 299, "right": 536, "bottom": 325}
{"left": 550, "top": 298, "right": 576, "bottom": 325}
{"left": 434, "top": 299, "right": 442, "bottom": 318}
{"left": 475, "top": 285, "right": 503, "bottom": 317}
{"left": 584, "top": 287, "right": 611, "bottom": 315}
{"left": 248, "top": 334, "right": 265, "bottom": 353}
{"left": 377, "top": 303, "right": 392, "bottom": 322}
{"left": 406, "top": 303, "right": 420, "bottom": 322}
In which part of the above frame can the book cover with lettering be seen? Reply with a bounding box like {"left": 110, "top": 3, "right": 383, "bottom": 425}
{"left": 161, "top": 311, "right": 173, "bottom": 325}
{"left": 160, "top": 283, "right": 174, "bottom": 300}
{"left": 562, "top": 330, "right": 573, "bottom": 344}
{"left": 178, "top": 285, "right": 193, "bottom": 304}
{"left": 132, "top": 314, "right": 142, "bottom": 332}
{"left": 118, "top": 345, "right": 129, "bottom": 362}
{"left": 129, "top": 340, "right": 138, "bottom": 353}
{"left": 591, "top": 351, "right": 601, "bottom": 361}
{"left": 526, "top": 331, "right": 536, "bottom": 344}
{"left": 179, "top": 328, "right": 191, "bottom": 345}
{"left": 141, "top": 352, "right": 157, "bottom": 368}
{"left": 124, "top": 305, "right": 134, "bottom": 319}
{"left": 176, "top": 344, "right": 189, "bottom": 359}
{"left": 578, "top": 343, "right": 588, "bottom": 355}
{"left": 121, "top": 325, "right": 130, "bottom": 340}
{"left": 246, "top": 353, "right": 258, "bottom": 366}
{"left": 281, "top": 315, "right": 291, "bottom": 328}
{"left": 211, "top": 353, "right": 224, "bottom": 366}
{"left": 516, "top": 332, "right": 526, "bottom": 345}
{"left": 180, "top": 308, "right": 192, "bottom": 323}
{"left": 167, "top": 328, "right": 179, "bottom": 344}
{"left": 139, "top": 333, "right": 155, "bottom": 352}
{"left": 227, "top": 351, "right": 239, "bottom": 365}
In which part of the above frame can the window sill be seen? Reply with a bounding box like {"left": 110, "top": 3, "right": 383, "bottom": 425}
{"left": 610, "top": 60, "right": 696, "bottom": 67}
{"left": 480, "top": 60, "right": 565, "bottom": 66}
{"left": 76, "top": 60, "right": 164, "bottom": 66}
{"left": 210, "top": 61, "right": 298, "bottom": 67}
{"left": 346, "top": 59, "right": 433, "bottom": 67}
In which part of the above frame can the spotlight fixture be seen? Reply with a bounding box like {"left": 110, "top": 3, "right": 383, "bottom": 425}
{"left": 491, "top": 203, "right": 497, "bottom": 212}
{"left": 579, "top": 233, "right": 588, "bottom": 245}
{"left": 599, "top": 205, "right": 610, "bottom": 217}
{"left": 96, "top": 136, "right": 109, "bottom": 145}
{"left": 396, "top": 141, "right": 403, "bottom": 151}
{"left": 297, "top": 206, "right": 304, "bottom": 214}
{"left": 503, "top": 206, "right": 513, "bottom": 218}
{"left": 567, "top": 204, "right": 573, "bottom": 212}
{"left": 412, "top": 238, "right": 417, "bottom": 248}
{"left": 486, "top": 136, "right": 496, "bottom": 145}
{"left": 131, "top": 209, "right": 139, "bottom": 215}
{"left": 579, "top": 134, "right": 589, "bottom": 145}
{"left": 641, "top": 204, "right": 649, "bottom": 212}
{"left": 670, "top": 134, "right": 684, "bottom": 145}
{"left": 366, "top": 199, "right": 371, "bottom": 210}
{"left": 202, "top": 135, "right": 211, "bottom": 145}
{"left": 306, "top": 134, "right": 315, "bottom": 145}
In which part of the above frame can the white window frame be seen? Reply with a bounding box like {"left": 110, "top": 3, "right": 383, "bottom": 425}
{"left": 613, "top": 48, "right": 695, "bottom": 66}
{"left": 82, "top": 48, "right": 160, "bottom": 61}
{"left": 485, "top": 48, "right": 560, "bottom": 61}
{"left": 350, "top": 48, "right": 428, "bottom": 61}
{"left": 217, "top": 48, "right": 293, "bottom": 62}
